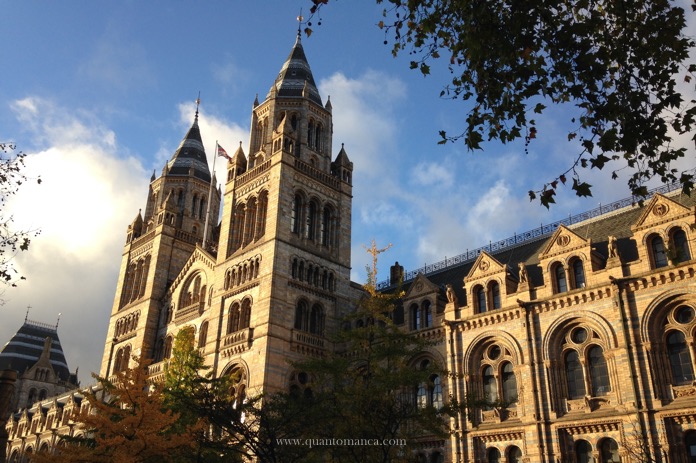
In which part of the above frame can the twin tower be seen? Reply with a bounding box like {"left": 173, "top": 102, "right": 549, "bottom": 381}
{"left": 101, "top": 34, "right": 355, "bottom": 396}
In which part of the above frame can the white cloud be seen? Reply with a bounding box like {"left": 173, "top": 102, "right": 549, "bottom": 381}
{"left": 0, "top": 97, "right": 149, "bottom": 379}
{"left": 320, "top": 70, "right": 406, "bottom": 179}
{"left": 411, "top": 161, "right": 454, "bottom": 188}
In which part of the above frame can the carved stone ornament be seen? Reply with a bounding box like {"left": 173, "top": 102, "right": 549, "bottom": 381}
{"left": 480, "top": 260, "right": 490, "bottom": 271}
{"left": 653, "top": 203, "right": 669, "bottom": 217}
{"left": 557, "top": 235, "right": 571, "bottom": 247}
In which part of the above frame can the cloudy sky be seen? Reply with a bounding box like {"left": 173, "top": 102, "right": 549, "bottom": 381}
{"left": 1, "top": 1, "right": 694, "bottom": 379}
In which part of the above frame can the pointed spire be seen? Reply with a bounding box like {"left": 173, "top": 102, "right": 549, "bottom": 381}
{"left": 266, "top": 33, "right": 322, "bottom": 105}
{"left": 334, "top": 143, "right": 352, "bottom": 166}
{"left": 232, "top": 141, "right": 248, "bottom": 174}
{"left": 253, "top": 93, "right": 259, "bottom": 107}
{"left": 167, "top": 102, "right": 211, "bottom": 182}
{"left": 150, "top": 169, "right": 156, "bottom": 182}
{"left": 325, "top": 95, "right": 332, "bottom": 112}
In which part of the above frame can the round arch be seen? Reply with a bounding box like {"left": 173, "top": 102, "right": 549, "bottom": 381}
{"left": 640, "top": 287, "right": 696, "bottom": 343}
{"left": 462, "top": 330, "right": 525, "bottom": 373}
{"left": 542, "top": 311, "right": 617, "bottom": 361}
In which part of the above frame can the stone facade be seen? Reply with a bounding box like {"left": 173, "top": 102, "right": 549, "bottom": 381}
{"left": 5, "top": 32, "right": 696, "bottom": 463}
{"left": 388, "top": 191, "right": 696, "bottom": 462}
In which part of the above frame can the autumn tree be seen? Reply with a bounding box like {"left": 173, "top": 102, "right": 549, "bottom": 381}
{"left": 307, "top": 0, "right": 696, "bottom": 207}
{"left": 0, "top": 143, "right": 40, "bottom": 287}
{"left": 32, "top": 356, "right": 201, "bottom": 463}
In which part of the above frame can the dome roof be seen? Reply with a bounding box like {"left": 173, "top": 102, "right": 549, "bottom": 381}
{"left": 0, "top": 319, "right": 72, "bottom": 381}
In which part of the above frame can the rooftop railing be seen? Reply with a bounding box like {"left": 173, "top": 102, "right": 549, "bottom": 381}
{"left": 376, "top": 181, "right": 684, "bottom": 290}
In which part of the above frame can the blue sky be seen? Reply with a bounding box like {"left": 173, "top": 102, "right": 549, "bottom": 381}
{"left": 1, "top": 1, "right": 694, "bottom": 378}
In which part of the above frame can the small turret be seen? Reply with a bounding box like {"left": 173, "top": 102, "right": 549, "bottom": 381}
{"left": 231, "top": 142, "right": 247, "bottom": 177}
{"left": 332, "top": 143, "right": 353, "bottom": 185}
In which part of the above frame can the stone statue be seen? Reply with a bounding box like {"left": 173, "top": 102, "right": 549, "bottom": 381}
{"left": 446, "top": 284, "right": 458, "bottom": 305}
{"left": 518, "top": 263, "right": 528, "bottom": 283}
{"left": 608, "top": 235, "right": 618, "bottom": 258}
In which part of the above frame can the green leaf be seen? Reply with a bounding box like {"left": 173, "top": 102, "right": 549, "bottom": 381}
{"left": 572, "top": 179, "right": 593, "bottom": 197}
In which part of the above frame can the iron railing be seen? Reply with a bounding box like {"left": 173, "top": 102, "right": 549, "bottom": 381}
{"left": 376, "top": 181, "right": 684, "bottom": 290}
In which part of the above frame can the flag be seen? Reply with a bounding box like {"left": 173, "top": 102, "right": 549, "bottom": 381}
{"left": 217, "top": 144, "right": 231, "bottom": 161}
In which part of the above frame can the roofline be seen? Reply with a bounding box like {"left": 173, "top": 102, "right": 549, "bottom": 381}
{"left": 377, "top": 181, "right": 687, "bottom": 290}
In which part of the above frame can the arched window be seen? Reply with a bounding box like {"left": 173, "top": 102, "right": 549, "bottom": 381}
{"left": 507, "top": 446, "right": 523, "bottom": 463}
{"left": 163, "top": 336, "right": 173, "bottom": 359}
{"left": 308, "top": 120, "right": 315, "bottom": 148}
{"left": 291, "top": 194, "right": 303, "bottom": 234}
{"left": 501, "top": 362, "right": 517, "bottom": 405}
{"left": 650, "top": 235, "right": 668, "bottom": 268}
{"left": 488, "top": 448, "right": 501, "bottom": 463}
{"left": 667, "top": 330, "right": 695, "bottom": 385}
{"left": 27, "top": 388, "right": 37, "bottom": 407}
{"left": 475, "top": 286, "right": 487, "bottom": 313}
{"left": 411, "top": 303, "right": 420, "bottom": 330}
{"left": 600, "top": 438, "right": 620, "bottom": 463}
{"left": 684, "top": 430, "right": 696, "bottom": 463}
{"left": 554, "top": 263, "right": 568, "bottom": 293}
{"left": 416, "top": 381, "right": 428, "bottom": 409}
{"left": 571, "top": 258, "right": 586, "bottom": 289}
{"left": 672, "top": 228, "right": 692, "bottom": 263}
{"left": 199, "top": 195, "right": 206, "bottom": 221}
{"left": 228, "top": 303, "right": 241, "bottom": 333}
{"left": 38, "top": 389, "right": 47, "bottom": 401}
{"left": 588, "top": 345, "right": 611, "bottom": 396}
{"left": 321, "top": 205, "right": 334, "bottom": 247}
{"left": 256, "top": 191, "right": 268, "bottom": 240}
{"left": 231, "top": 203, "right": 245, "bottom": 251}
{"left": 309, "top": 304, "right": 324, "bottom": 336}
{"left": 565, "top": 350, "right": 586, "bottom": 399}
{"left": 198, "top": 321, "right": 208, "bottom": 349}
{"left": 155, "top": 338, "right": 164, "bottom": 362}
{"left": 192, "top": 194, "right": 199, "bottom": 218}
{"left": 315, "top": 124, "right": 323, "bottom": 152}
{"left": 489, "top": 281, "right": 501, "bottom": 310}
{"left": 482, "top": 365, "right": 498, "bottom": 403}
{"left": 431, "top": 374, "right": 443, "bottom": 409}
{"left": 422, "top": 300, "right": 432, "bottom": 328}
{"left": 295, "top": 300, "right": 309, "bottom": 331}
{"left": 575, "top": 440, "right": 593, "bottom": 463}
{"left": 240, "top": 299, "right": 252, "bottom": 329}
{"left": 243, "top": 198, "right": 257, "bottom": 247}
{"left": 306, "top": 200, "right": 319, "bottom": 241}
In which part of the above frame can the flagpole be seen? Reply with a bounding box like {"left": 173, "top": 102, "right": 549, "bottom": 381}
{"left": 203, "top": 140, "right": 218, "bottom": 248}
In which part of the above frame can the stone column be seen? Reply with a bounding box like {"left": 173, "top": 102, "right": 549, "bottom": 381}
{"left": 0, "top": 369, "right": 18, "bottom": 463}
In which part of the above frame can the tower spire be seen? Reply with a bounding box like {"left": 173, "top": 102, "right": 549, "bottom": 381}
{"left": 297, "top": 10, "right": 303, "bottom": 38}
{"left": 194, "top": 92, "right": 201, "bottom": 125}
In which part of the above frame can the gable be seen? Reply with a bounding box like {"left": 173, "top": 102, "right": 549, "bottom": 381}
{"left": 631, "top": 193, "right": 693, "bottom": 232}
{"left": 464, "top": 251, "right": 507, "bottom": 282}
{"left": 169, "top": 245, "right": 216, "bottom": 295}
{"left": 538, "top": 225, "right": 590, "bottom": 261}
{"left": 404, "top": 273, "right": 441, "bottom": 299}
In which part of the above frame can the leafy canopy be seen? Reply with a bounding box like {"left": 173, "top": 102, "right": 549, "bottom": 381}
{"left": 308, "top": 0, "right": 696, "bottom": 207}
{"left": 33, "top": 356, "right": 201, "bottom": 463}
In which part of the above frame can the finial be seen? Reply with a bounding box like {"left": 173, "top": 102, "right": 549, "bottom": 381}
{"left": 56, "top": 313, "right": 61, "bottom": 329}
{"left": 297, "top": 9, "right": 303, "bottom": 38}
{"left": 25, "top": 306, "right": 30, "bottom": 323}
{"left": 195, "top": 92, "right": 201, "bottom": 120}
